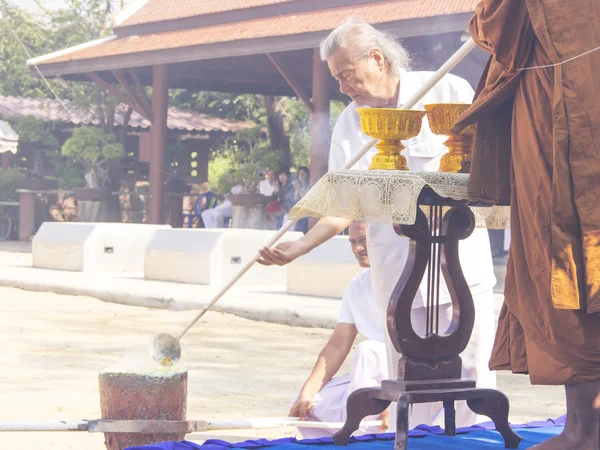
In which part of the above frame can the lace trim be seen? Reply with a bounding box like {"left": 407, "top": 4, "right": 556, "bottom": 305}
{"left": 289, "top": 170, "right": 509, "bottom": 229}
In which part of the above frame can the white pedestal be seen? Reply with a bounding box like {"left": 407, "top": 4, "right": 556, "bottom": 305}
{"left": 145, "top": 228, "right": 303, "bottom": 285}
{"left": 32, "top": 222, "right": 170, "bottom": 273}
{"left": 287, "top": 236, "right": 363, "bottom": 298}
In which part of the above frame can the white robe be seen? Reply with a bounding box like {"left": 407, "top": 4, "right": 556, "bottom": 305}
{"left": 201, "top": 185, "right": 243, "bottom": 228}
{"left": 293, "top": 270, "right": 388, "bottom": 439}
{"left": 328, "top": 70, "right": 497, "bottom": 430}
{"left": 201, "top": 200, "right": 232, "bottom": 228}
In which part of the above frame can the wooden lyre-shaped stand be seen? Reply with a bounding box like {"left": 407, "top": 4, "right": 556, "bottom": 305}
{"left": 333, "top": 188, "right": 522, "bottom": 450}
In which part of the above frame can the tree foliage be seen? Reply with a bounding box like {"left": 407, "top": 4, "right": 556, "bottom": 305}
{"left": 1, "top": 0, "right": 350, "bottom": 195}
{"left": 0, "top": 0, "right": 110, "bottom": 100}
{"left": 10, "top": 116, "right": 59, "bottom": 149}
{"left": 61, "top": 126, "right": 124, "bottom": 187}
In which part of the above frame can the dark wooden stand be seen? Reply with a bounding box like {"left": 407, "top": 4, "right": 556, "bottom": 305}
{"left": 333, "top": 189, "right": 522, "bottom": 450}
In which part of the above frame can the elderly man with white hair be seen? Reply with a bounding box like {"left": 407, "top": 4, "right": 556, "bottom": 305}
{"left": 259, "top": 18, "right": 497, "bottom": 431}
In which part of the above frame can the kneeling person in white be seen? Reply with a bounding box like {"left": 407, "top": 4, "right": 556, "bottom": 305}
{"left": 290, "top": 222, "right": 387, "bottom": 439}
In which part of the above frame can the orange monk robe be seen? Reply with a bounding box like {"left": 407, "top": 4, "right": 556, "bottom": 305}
{"left": 453, "top": 0, "right": 600, "bottom": 385}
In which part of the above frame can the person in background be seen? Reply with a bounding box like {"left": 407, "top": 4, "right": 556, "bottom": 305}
{"left": 201, "top": 183, "right": 242, "bottom": 228}
{"left": 197, "top": 182, "right": 215, "bottom": 211}
{"left": 276, "top": 170, "right": 296, "bottom": 228}
{"left": 259, "top": 170, "right": 278, "bottom": 197}
{"left": 294, "top": 167, "right": 311, "bottom": 233}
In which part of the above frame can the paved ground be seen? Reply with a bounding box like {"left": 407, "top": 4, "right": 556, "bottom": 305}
{"left": 0, "top": 243, "right": 565, "bottom": 450}
{"left": 0, "top": 242, "right": 340, "bottom": 329}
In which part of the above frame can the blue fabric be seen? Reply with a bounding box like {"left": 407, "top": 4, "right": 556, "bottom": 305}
{"left": 125, "top": 416, "right": 566, "bottom": 450}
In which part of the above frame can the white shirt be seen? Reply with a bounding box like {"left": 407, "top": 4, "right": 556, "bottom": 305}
{"left": 328, "top": 70, "right": 497, "bottom": 311}
{"left": 259, "top": 179, "right": 275, "bottom": 196}
{"left": 338, "top": 269, "right": 385, "bottom": 342}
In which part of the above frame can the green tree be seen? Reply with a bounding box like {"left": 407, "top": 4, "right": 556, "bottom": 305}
{"left": 0, "top": 1, "right": 58, "bottom": 98}
{"left": 1, "top": 0, "right": 133, "bottom": 197}
{"left": 61, "top": 126, "right": 124, "bottom": 188}
{"left": 0, "top": 0, "right": 112, "bottom": 100}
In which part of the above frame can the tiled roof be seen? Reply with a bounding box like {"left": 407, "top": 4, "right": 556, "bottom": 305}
{"left": 118, "top": 0, "right": 295, "bottom": 27}
{"left": 34, "top": 0, "right": 478, "bottom": 67}
{"left": 0, "top": 96, "right": 252, "bottom": 134}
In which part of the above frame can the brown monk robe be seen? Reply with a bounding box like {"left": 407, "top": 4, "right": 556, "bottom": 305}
{"left": 452, "top": 0, "right": 600, "bottom": 448}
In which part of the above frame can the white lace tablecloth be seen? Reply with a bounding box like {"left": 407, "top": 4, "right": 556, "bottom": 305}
{"left": 289, "top": 170, "right": 510, "bottom": 229}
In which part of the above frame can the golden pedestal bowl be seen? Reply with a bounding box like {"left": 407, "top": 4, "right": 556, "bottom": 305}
{"left": 424, "top": 103, "right": 476, "bottom": 173}
{"left": 357, "top": 108, "right": 427, "bottom": 171}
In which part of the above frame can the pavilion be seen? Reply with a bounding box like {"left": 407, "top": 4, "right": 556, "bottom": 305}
{"left": 28, "top": 0, "right": 488, "bottom": 224}
{"left": 0, "top": 95, "right": 252, "bottom": 184}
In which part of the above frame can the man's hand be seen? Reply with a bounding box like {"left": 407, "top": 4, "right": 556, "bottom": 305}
{"left": 257, "top": 240, "right": 309, "bottom": 266}
{"left": 379, "top": 409, "right": 389, "bottom": 431}
{"left": 289, "top": 391, "right": 314, "bottom": 420}
{"left": 257, "top": 216, "right": 351, "bottom": 266}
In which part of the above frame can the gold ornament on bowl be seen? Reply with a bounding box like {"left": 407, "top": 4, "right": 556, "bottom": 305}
{"left": 424, "top": 103, "right": 476, "bottom": 173}
{"left": 357, "top": 108, "right": 427, "bottom": 171}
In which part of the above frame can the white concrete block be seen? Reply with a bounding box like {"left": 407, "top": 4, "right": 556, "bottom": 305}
{"left": 287, "top": 235, "right": 363, "bottom": 298}
{"left": 32, "top": 222, "right": 94, "bottom": 272}
{"left": 144, "top": 228, "right": 303, "bottom": 286}
{"left": 33, "top": 222, "right": 170, "bottom": 273}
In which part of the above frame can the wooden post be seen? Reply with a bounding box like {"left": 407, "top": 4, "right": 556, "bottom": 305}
{"left": 166, "top": 194, "right": 183, "bottom": 228}
{"left": 310, "top": 48, "right": 331, "bottom": 185}
{"left": 2, "top": 152, "right": 15, "bottom": 172}
{"left": 18, "top": 190, "right": 36, "bottom": 241}
{"left": 148, "top": 65, "right": 169, "bottom": 224}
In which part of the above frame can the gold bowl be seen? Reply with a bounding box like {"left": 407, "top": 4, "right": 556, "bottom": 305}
{"left": 357, "top": 108, "right": 427, "bottom": 171}
{"left": 424, "top": 103, "right": 475, "bottom": 173}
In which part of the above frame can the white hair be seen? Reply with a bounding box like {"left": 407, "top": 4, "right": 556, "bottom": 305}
{"left": 319, "top": 17, "right": 411, "bottom": 77}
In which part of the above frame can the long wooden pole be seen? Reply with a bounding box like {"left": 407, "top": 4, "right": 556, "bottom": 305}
{"left": 0, "top": 417, "right": 383, "bottom": 433}
{"left": 175, "top": 38, "right": 477, "bottom": 341}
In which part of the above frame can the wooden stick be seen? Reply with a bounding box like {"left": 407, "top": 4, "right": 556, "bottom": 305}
{"left": 176, "top": 219, "right": 295, "bottom": 340}
{"left": 266, "top": 53, "right": 315, "bottom": 113}
{"left": 86, "top": 72, "right": 152, "bottom": 122}
{"left": 175, "top": 37, "right": 477, "bottom": 342}
{"left": 0, "top": 418, "right": 382, "bottom": 433}
{"left": 206, "top": 417, "right": 382, "bottom": 431}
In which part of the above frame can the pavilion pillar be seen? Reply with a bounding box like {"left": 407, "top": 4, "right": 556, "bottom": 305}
{"left": 18, "top": 190, "right": 36, "bottom": 241}
{"left": 2, "top": 152, "right": 15, "bottom": 172}
{"left": 148, "top": 65, "right": 169, "bottom": 224}
{"left": 310, "top": 48, "right": 331, "bottom": 185}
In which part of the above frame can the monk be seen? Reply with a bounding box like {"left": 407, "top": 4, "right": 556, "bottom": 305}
{"left": 452, "top": 1, "right": 600, "bottom": 448}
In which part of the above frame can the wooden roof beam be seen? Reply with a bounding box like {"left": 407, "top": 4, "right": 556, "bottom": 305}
{"left": 266, "top": 53, "right": 314, "bottom": 113}
{"left": 86, "top": 72, "right": 153, "bottom": 122}
{"left": 128, "top": 69, "right": 154, "bottom": 115}
{"left": 112, "top": 69, "right": 153, "bottom": 120}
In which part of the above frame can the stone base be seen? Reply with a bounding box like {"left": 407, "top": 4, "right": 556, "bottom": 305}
{"left": 231, "top": 204, "right": 268, "bottom": 229}
{"left": 99, "top": 368, "right": 187, "bottom": 450}
{"left": 229, "top": 194, "right": 270, "bottom": 230}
